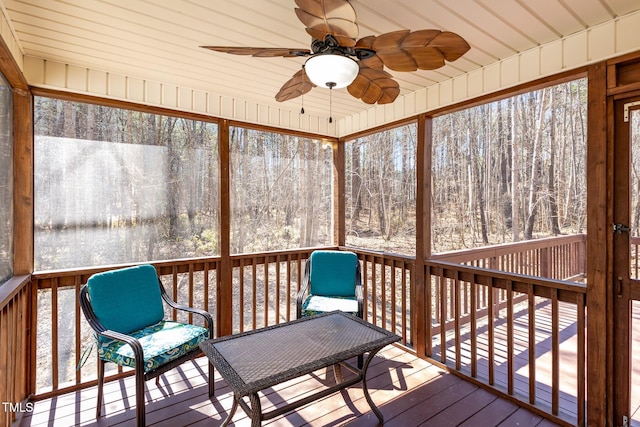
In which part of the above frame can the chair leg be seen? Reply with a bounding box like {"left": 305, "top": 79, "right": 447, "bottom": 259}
{"left": 136, "top": 372, "right": 146, "bottom": 427}
{"left": 96, "top": 359, "right": 105, "bottom": 418}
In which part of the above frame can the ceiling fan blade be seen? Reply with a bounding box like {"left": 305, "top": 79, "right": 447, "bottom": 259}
{"left": 275, "top": 69, "right": 316, "bottom": 102}
{"left": 294, "top": 0, "right": 358, "bottom": 47}
{"left": 201, "top": 46, "right": 311, "bottom": 58}
{"left": 348, "top": 65, "right": 400, "bottom": 104}
{"left": 361, "top": 29, "right": 470, "bottom": 72}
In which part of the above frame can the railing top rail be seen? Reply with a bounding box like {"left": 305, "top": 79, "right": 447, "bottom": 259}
{"left": 431, "top": 233, "right": 586, "bottom": 262}
{"left": 426, "top": 259, "right": 587, "bottom": 294}
{"left": 341, "top": 246, "right": 416, "bottom": 263}
{"left": 0, "top": 274, "right": 30, "bottom": 310}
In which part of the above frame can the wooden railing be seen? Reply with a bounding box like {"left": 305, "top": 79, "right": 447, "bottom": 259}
{"left": 425, "top": 260, "right": 586, "bottom": 426}
{"left": 345, "top": 248, "right": 414, "bottom": 347}
{"left": 433, "top": 234, "right": 586, "bottom": 281}
{"left": 23, "top": 235, "right": 587, "bottom": 425}
{"left": 0, "top": 275, "right": 32, "bottom": 426}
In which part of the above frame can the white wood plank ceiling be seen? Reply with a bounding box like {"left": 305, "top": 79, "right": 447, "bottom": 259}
{"left": 3, "top": 0, "right": 640, "bottom": 123}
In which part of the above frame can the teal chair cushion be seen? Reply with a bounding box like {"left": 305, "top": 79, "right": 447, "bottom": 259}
{"left": 97, "top": 321, "right": 209, "bottom": 372}
{"left": 87, "top": 264, "right": 164, "bottom": 335}
{"left": 301, "top": 295, "right": 359, "bottom": 317}
{"left": 309, "top": 250, "right": 358, "bottom": 297}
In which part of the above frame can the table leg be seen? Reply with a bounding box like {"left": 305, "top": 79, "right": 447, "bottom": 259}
{"left": 249, "top": 393, "right": 262, "bottom": 427}
{"left": 362, "top": 348, "right": 384, "bottom": 424}
{"left": 333, "top": 363, "right": 344, "bottom": 383}
{"left": 221, "top": 396, "right": 239, "bottom": 427}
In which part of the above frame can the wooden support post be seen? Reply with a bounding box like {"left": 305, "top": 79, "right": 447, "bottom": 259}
{"left": 333, "top": 139, "right": 345, "bottom": 246}
{"left": 415, "top": 114, "right": 431, "bottom": 357}
{"left": 13, "top": 88, "right": 33, "bottom": 276}
{"left": 218, "top": 120, "right": 233, "bottom": 336}
{"left": 586, "top": 61, "right": 611, "bottom": 427}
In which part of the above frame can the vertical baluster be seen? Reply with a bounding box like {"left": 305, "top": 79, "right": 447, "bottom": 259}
{"left": 172, "top": 265, "right": 178, "bottom": 321}
{"left": 552, "top": 287, "right": 559, "bottom": 415}
{"left": 577, "top": 293, "right": 586, "bottom": 426}
{"left": 528, "top": 284, "right": 537, "bottom": 404}
{"left": 401, "top": 262, "right": 407, "bottom": 346}
{"left": 286, "top": 254, "right": 292, "bottom": 321}
{"left": 454, "top": 271, "right": 461, "bottom": 370}
{"left": 188, "top": 264, "right": 194, "bottom": 324}
{"left": 391, "top": 261, "right": 397, "bottom": 335}
{"left": 204, "top": 262, "right": 210, "bottom": 314}
{"left": 252, "top": 259, "right": 257, "bottom": 330}
{"left": 239, "top": 258, "right": 245, "bottom": 333}
{"left": 439, "top": 270, "right": 447, "bottom": 364}
{"left": 276, "top": 257, "right": 281, "bottom": 324}
{"left": 470, "top": 275, "right": 477, "bottom": 378}
{"left": 75, "top": 275, "right": 81, "bottom": 384}
{"left": 507, "top": 280, "right": 514, "bottom": 395}
{"left": 488, "top": 277, "right": 494, "bottom": 385}
{"left": 264, "top": 256, "right": 269, "bottom": 327}
{"left": 381, "top": 259, "right": 387, "bottom": 329}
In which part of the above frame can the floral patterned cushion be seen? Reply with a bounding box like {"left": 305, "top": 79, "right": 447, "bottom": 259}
{"left": 300, "top": 295, "right": 359, "bottom": 317}
{"left": 97, "top": 321, "right": 208, "bottom": 373}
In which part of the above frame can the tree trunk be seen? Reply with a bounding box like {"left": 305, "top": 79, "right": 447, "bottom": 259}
{"left": 524, "top": 89, "right": 549, "bottom": 240}
{"left": 548, "top": 89, "right": 561, "bottom": 234}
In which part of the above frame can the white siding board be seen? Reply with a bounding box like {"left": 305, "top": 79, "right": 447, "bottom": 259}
{"left": 453, "top": 75, "right": 468, "bottom": 102}
{"left": 193, "top": 90, "right": 207, "bottom": 114}
{"left": 501, "top": 56, "right": 520, "bottom": 87}
{"left": 541, "top": 40, "right": 564, "bottom": 76}
{"left": 45, "top": 60, "right": 66, "bottom": 88}
{"left": 162, "top": 84, "right": 177, "bottom": 108}
{"left": 588, "top": 22, "right": 616, "bottom": 61}
{"left": 23, "top": 56, "right": 43, "bottom": 85}
{"left": 108, "top": 73, "right": 126, "bottom": 99}
{"left": 563, "top": 32, "right": 589, "bottom": 68}
{"left": 483, "top": 62, "right": 501, "bottom": 93}
{"left": 467, "top": 69, "right": 484, "bottom": 97}
{"left": 520, "top": 49, "right": 541, "bottom": 82}
{"left": 145, "top": 81, "right": 161, "bottom": 105}
{"left": 207, "top": 93, "right": 221, "bottom": 117}
{"left": 87, "top": 69, "right": 106, "bottom": 95}
{"left": 127, "top": 77, "right": 144, "bottom": 102}
{"left": 178, "top": 87, "right": 192, "bottom": 111}
{"left": 221, "top": 96, "right": 234, "bottom": 118}
{"left": 617, "top": 12, "right": 640, "bottom": 54}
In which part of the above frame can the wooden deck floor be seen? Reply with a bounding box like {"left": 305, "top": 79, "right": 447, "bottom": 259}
{"left": 19, "top": 346, "right": 561, "bottom": 427}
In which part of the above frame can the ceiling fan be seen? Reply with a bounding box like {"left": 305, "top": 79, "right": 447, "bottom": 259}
{"left": 201, "top": 0, "right": 470, "bottom": 106}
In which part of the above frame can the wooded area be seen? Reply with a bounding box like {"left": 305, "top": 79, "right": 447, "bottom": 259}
{"left": 229, "top": 127, "right": 332, "bottom": 254}
{"left": 345, "top": 124, "right": 417, "bottom": 256}
{"left": 432, "top": 79, "right": 588, "bottom": 252}
{"left": 34, "top": 98, "right": 220, "bottom": 270}
{"left": 31, "top": 78, "right": 593, "bottom": 269}
{"left": 32, "top": 98, "right": 333, "bottom": 270}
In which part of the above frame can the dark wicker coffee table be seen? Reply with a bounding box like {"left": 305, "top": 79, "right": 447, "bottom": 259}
{"left": 199, "top": 311, "right": 400, "bottom": 426}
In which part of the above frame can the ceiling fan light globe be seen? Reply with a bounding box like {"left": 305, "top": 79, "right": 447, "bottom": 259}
{"left": 305, "top": 54, "right": 359, "bottom": 89}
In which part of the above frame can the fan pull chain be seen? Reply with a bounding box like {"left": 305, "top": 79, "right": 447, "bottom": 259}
{"left": 301, "top": 65, "right": 306, "bottom": 114}
{"left": 328, "top": 83, "right": 335, "bottom": 124}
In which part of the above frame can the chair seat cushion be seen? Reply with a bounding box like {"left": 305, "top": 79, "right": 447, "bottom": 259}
{"left": 301, "top": 295, "right": 359, "bottom": 317}
{"left": 97, "top": 321, "right": 208, "bottom": 372}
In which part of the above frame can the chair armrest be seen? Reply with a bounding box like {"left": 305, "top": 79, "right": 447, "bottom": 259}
{"left": 296, "top": 258, "right": 312, "bottom": 318}
{"left": 157, "top": 279, "right": 214, "bottom": 337}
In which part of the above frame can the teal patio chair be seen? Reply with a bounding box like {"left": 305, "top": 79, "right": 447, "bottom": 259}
{"left": 79, "top": 264, "right": 214, "bottom": 427}
{"left": 296, "top": 250, "right": 364, "bottom": 367}
{"left": 296, "top": 250, "right": 363, "bottom": 319}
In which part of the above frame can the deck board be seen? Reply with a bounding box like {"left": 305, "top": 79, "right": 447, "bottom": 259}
{"left": 19, "top": 346, "right": 561, "bottom": 427}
